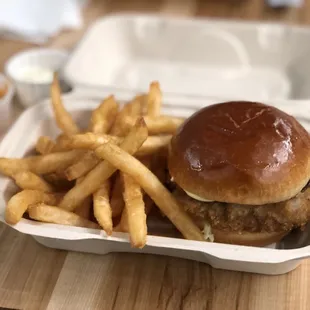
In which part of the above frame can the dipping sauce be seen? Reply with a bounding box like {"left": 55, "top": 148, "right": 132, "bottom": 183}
{"left": 15, "top": 66, "right": 54, "bottom": 83}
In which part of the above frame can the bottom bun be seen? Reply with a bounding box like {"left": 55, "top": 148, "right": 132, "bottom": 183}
{"left": 212, "top": 229, "right": 289, "bottom": 247}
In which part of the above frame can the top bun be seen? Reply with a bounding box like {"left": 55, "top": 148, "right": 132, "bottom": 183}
{"left": 168, "top": 101, "right": 310, "bottom": 205}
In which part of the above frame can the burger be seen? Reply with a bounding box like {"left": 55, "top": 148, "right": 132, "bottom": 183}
{"left": 168, "top": 101, "right": 310, "bottom": 246}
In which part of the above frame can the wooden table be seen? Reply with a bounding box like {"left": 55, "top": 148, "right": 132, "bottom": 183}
{"left": 1, "top": 1, "right": 310, "bottom": 309}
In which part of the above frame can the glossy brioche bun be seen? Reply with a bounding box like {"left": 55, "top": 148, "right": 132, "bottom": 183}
{"left": 212, "top": 229, "right": 288, "bottom": 247}
{"left": 168, "top": 101, "right": 310, "bottom": 205}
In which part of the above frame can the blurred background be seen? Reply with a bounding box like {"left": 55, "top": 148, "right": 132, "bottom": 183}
{"left": 1, "top": 0, "right": 310, "bottom": 123}
{"left": 1, "top": 0, "right": 310, "bottom": 71}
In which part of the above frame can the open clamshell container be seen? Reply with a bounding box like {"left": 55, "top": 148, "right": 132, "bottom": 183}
{"left": 1, "top": 14, "right": 310, "bottom": 275}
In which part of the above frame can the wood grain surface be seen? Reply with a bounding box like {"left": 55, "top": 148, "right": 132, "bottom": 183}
{"left": 1, "top": 0, "right": 310, "bottom": 309}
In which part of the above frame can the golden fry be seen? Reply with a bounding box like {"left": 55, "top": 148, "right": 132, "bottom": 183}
{"left": 65, "top": 151, "right": 100, "bottom": 181}
{"left": 55, "top": 133, "right": 67, "bottom": 144}
{"left": 59, "top": 118, "right": 148, "bottom": 212}
{"left": 74, "top": 177, "right": 92, "bottom": 219}
{"left": 0, "top": 150, "right": 83, "bottom": 177}
{"left": 114, "top": 156, "right": 152, "bottom": 232}
{"left": 14, "top": 171, "right": 54, "bottom": 192}
{"left": 122, "top": 173, "right": 147, "bottom": 248}
{"left": 89, "top": 95, "right": 119, "bottom": 134}
{"left": 110, "top": 172, "right": 124, "bottom": 218}
{"left": 124, "top": 115, "right": 184, "bottom": 135}
{"left": 51, "top": 73, "right": 79, "bottom": 134}
{"left": 58, "top": 133, "right": 121, "bottom": 151}
{"left": 58, "top": 133, "right": 170, "bottom": 156}
{"left": 137, "top": 135, "right": 171, "bottom": 156}
{"left": 28, "top": 203, "right": 99, "bottom": 229}
{"left": 93, "top": 180, "right": 112, "bottom": 235}
{"left": 110, "top": 95, "right": 142, "bottom": 136}
{"left": 147, "top": 81, "right": 162, "bottom": 117}
{"left": 94, "top": 142, "right": 204, "bottom": 241}
{"left": 36, "top": 136, "right": 57, "bottom": 155}
{"left": 5, "top": 190, "right": 59, "bottom": 224}
{"left": 115, "top": 182, "right": 154, "bottom": 234}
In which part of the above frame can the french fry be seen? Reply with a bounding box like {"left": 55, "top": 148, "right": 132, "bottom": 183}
{"left": 89, "top": 95, "right": 119, "bottom": 134}
{"left": 124, "top": 115, "right": 184, "bottom": 135}
{"left": 114, "top": 157, "right": 152, "bottom": 232}
{"left": 51, "top": 73, "right": 79, "bottom": 134}
{"left": 138, "top": 95, "right": 148, "bottom": 115}
{"left": 36, "top": 136, "right": 57, "bottom": 155}
{"left": 93, "top": 180, "right": 113, "bottom": 235}
{"left": 150, "top": 151, "right": 168, "bottom": 217}
{"left": 111, "top": 155, "right": 152, "bottom": 222}
{"left": 58, "top": 133, "right": 121, "bottom": 151}
{"left": 28, "top": 203, "right": 99, "bottom": 229}
{"left": 63, "top": 93, "right": 119, "bottom": 180}
{"left": 147, "top": 81, "right": 162, "bottom": 117}
{"left": 14, "top": 171, "right": 54, "bottom": 193}
{"left": 65, "top": 151, "right": 100, "bottom": 181}
{"left": 56, "top": 133, "right": 67, "bottom": 143}
{"left": 110, "top": 172, "right": 124, "bottom": 218}
{"left": 121, "top": 173, "right": 147, "bottom": 248}
{"left": 137, "top": 157, "right": 154, "bottom": 215}
{"left": 137, "top": 135, "right": 171, "bottom": 156}
{"left": 0, "top": 150, "right": 83, "bottom": 178}
{"left": 110, "top": 95, "right": 142, "bottom": 136}
{"left": 94, "top": 142, "right": 204, "bottom": 241}
{"left": 65, "top": 96, "right": 119, "bottom": 182}
{"left": 115, "top": 185, "right": 154, "bottom": 234}
{"left": 74, "top": 177, "right": 92, "bottom": 219}
{"left": 59, "top": 118, "right": 148, "bottom": 212}
{"left": 63, "top": 100, "right": 120, "bottom": 179}
{"left": 5, "top": 190, "right": 59, "bottom": 224}
{"left": 58, "top": 133, "right": 170, "bottom": 156}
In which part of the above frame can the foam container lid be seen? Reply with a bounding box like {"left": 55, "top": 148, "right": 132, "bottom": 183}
{"left": 64, "top": 14, "right": 310, "bottom": 103}
{"left": 2, "top": 14, "right": 310, "bottom": 275}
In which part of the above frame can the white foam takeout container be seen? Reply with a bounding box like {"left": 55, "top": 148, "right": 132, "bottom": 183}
{"left": 1, "top": 14, "right": 310, "bottom": 275}
{"left": 65, "top": 14, "right": 310, "bottom": 102}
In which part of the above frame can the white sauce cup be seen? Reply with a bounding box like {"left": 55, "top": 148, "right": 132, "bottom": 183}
{"left": 5, "top": 48, "right": 69, "bottom": 107}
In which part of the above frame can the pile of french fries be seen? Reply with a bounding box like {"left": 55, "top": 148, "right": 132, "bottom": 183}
{"left": 0, "top": 74, "right": 204, "bottom": 248}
